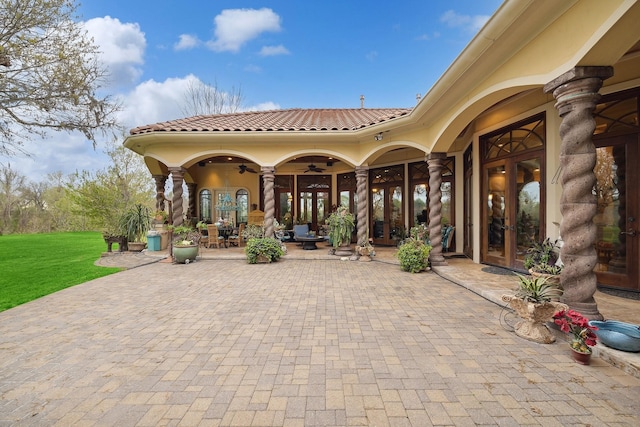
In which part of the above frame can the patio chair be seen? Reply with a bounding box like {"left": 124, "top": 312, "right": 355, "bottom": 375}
{"left": 206, "top": 224, "right": 225, "bottom": 249}
{"left": 293, "top": 224, "right": 310, "bottom": 244}
{"left": 228, "top": 223, "right": 245, "bottom": 247}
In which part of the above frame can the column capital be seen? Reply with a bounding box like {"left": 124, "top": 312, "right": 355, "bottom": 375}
{"left": 543, "top": 66, "right": 613, "bottom": 94}
{"left": 168, "top": 166, "right": 186, "bottom": 177}
{"left": 261, "top": 166, "right": 275, "bottom": 176}
{"left": 426, "top": 152, "right": 447, "bottom": 162}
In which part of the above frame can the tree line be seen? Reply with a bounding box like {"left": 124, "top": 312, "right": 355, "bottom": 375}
{"left": 0, "top": 139, "right": 154, "bottom": 235}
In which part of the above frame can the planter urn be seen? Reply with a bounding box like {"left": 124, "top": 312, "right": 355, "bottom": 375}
{"left": 502, "top": 295, "right": 567, "bottom": 344}
{"left": 173, "top": 244, "right": 199, "bottom": 264}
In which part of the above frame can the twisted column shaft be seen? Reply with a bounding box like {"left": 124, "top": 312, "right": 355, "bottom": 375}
{"left": 355, "top": 166, "right": 369, "bottom": 245}
{"left": 427, "top": 153, "right": 447, "bottom": 266}
{"left": 153, "top": 175, "right": 167, "bottom": 211}
{"left": 168, "top": 167, "right": 186, "bottom": 226}
{"left": 187, "top": 183, "right": 197, "bottom": 219}
{"left": 544, "top": 66, "right": 613, "bottom": 319}
{"left": 262, "top": 167, "right": 276, "bottom": 238}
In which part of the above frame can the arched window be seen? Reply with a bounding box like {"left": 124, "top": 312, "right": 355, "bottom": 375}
{"left": 200, "top": 189, "right": 212, "bottom": 222}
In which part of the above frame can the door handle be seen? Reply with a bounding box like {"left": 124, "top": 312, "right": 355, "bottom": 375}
{"left": 620, "top": 228, "right": 637, "bottom": 237}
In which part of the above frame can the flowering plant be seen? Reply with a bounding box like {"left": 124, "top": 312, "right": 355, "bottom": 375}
{"left": 553, "top": 309, "right": 598, "bottom": 353}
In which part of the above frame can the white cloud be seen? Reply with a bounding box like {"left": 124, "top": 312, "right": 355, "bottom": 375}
{"left": 365, "top": 51, "right": 378, "bottom": 62}
{"left": 207, "top": 8, "right": 282, "bottom": 53}
{"left": 440, "top": 10, "right": 489, "bottom": 33}
{"left": 119, "top": 75, "right": 280, "bottom": 127}
{"left": 246, "top": 102, "right": 280, "bottom": 112}
{"left": 416, "top": 31, "right": 441, "bottom": 41}
{"left": 0, "top": 132, "right": 111, "bottom": 182}
{"left": 119, "top": 76, "right": 197, "bottom": 127}
{"left": 83, "top": 16, "right": 146, "bottom": 87}
{"left": 259, "top": 45, "right": 290, "bottom": 57}
{"left": 244, "top": 64, "right": 262, "bottom": 73}
{"left": 2, "top": 74, "right": 282, "bottom": 181}
{"left": 174, "top": 34, "right": 201, "bottom": 51}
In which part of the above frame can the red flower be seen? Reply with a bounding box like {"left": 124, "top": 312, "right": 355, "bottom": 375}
{"left": 553, "top": 309, "right": 598, "bottom": 351}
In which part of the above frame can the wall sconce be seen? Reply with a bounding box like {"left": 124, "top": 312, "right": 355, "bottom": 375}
{"left": 374, "top": 132, "right": 383, "bottom": 141}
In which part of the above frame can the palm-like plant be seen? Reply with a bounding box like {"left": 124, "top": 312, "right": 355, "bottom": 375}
{"left": 120, "top": 204, "right": 151, "bottom": 243}
{"left": 515, "top": 273, "right": 562, "bottom": 303}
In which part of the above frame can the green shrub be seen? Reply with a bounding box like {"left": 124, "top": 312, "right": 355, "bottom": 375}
{"left": 396, "top": 238, "right": 432, "bottom": 273}
{"left": 244, "top": 237, "right": 284, "bottom": 264}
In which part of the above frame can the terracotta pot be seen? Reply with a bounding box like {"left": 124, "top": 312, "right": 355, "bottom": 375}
{"left": 570, "top": 347, "right": 592, "bottom": 365}
{"left": 128, "top": 242, "right": 146, "bottom": 252}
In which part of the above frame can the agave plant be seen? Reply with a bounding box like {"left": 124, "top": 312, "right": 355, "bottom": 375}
{"left": 514, "top": 273, "right": 563, "bottom": 303}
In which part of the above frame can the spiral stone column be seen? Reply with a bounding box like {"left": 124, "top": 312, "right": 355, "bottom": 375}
{"left": 355, "top": 166, "right": 369, "bottom": 245}
{"left": 427, "top": 153, "right": 447, "bottom": 266}
{"left": 262, "top": 166, "right": 276, "bottom": 238}
{"left": 544, "top": 66, "right": 613, "bottom": 320}
{"left": 168, "top": 167, "right": 186, "bottom": 226}
{"left": 187, "top": 183, "right": 197, "bottom": 219}
{"left": 153, "top": 175, "right": 167, "bottom": 211}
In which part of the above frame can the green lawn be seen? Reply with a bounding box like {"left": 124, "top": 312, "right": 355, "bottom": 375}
{"left": 0, "top": 232, "right": 122, "bottom": 312}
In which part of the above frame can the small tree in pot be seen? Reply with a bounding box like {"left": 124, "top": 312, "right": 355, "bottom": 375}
{"left": 120, "top": 204, "right": 151, "bottom": 252}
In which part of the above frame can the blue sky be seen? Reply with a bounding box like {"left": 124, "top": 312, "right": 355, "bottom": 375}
{"left": 4, "top": 0, "right": 502, "bottom": 181}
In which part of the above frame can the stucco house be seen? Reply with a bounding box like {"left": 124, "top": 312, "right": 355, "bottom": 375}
{"left": 124, "top": 0, "right": 640, "bottom": 318}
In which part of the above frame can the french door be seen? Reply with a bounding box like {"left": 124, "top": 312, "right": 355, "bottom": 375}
{"left": 594, "top": 134, "right": 639, "bottom": 291}
{"left": 371, "top": 185, "right": 403, "bottom": 245}
{"left": 483, "top": 153, "right": 544, "bottom": 269}
{"left": 297, "top": 175, "right": 330, "bottom": 232}
{"left": 370, "top": 165, "right": 405, "bottom": 246}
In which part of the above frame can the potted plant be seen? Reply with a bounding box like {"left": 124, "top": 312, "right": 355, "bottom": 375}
{"left": 244, "top": 237, "right": 284, "bottom": 264}
{"left": 355, "top": 239, "right": 375, "bottom": 262}
{"left": 120, "top": 204, "right": 151, "bottom": 252}
{"left": 553, "top": 309, "right": 599, "bottom": 364}
{"left": 327, "top": 205, "right": 355, "bottom": 255}
{"left": 169, "top": 224, "right": 200, "bottom": 263}
{"left": 524, "top": 238, "right": 563, "bottom": 277}
{"left": 523, "top": 238, "right": 563, "bottom": 300}
{"left": 396, "top": 237, "right": 432, "bottom": 273}
{"left": 153, "top": 210, "right": 168, "bottom": 223}
{"left": 409, "top": 224, "right": 429, "bottom": 245}
{"left": 502, "top": 274, "right": 566, "bottom": 344}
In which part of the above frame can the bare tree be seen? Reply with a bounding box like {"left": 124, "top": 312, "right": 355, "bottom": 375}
{"left": 0, "top": 0, "right": 120, "bottom": 156}
{"left": 0, "top": 164, "right": 26, "bottom": 234}
{"left": 180, "top": 79, "right": 243, "bottom": 117}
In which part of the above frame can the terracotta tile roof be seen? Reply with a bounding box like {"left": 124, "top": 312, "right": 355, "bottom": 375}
{"left": 129, "top": 108, "right": 412, "bottom": 135}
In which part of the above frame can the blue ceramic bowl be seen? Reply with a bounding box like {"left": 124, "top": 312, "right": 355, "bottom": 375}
{"left": 589, "top": 320, "right": 640, "bottom": 352}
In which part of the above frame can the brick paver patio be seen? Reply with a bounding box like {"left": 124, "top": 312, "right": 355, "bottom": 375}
{"left": 1, "top": 259, "right": 639, "bottom": 426}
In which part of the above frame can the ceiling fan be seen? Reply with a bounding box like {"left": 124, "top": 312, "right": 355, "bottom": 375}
{"left": 238, "top": 164, "right": 257, "bottom": 174}
{"left": 304, "top": 163, "right": 325, "bottom": 173}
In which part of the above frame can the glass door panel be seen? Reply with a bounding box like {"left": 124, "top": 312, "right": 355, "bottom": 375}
{"left": 299, "top": 191, "right": 312, "bottom": 225}
{"left": 486, "top": 163, "right": 507, "bottom": 265}
{"left": 594, "top": 136, "right": 639, "bottom": 290}
{"left": 372, "top": 188, "right": 385, "bottom": 241}
{"left": 515, "top": 158, "right": 541, "bottom": 266}
{"left": 317, "top": 191, "right": 329, "bottom": 227}
{"left": 413, "top": 184, "right": 427, "bottom": 224}
{"left": 390, "top": 186, "right": 404, "bottom": 241}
